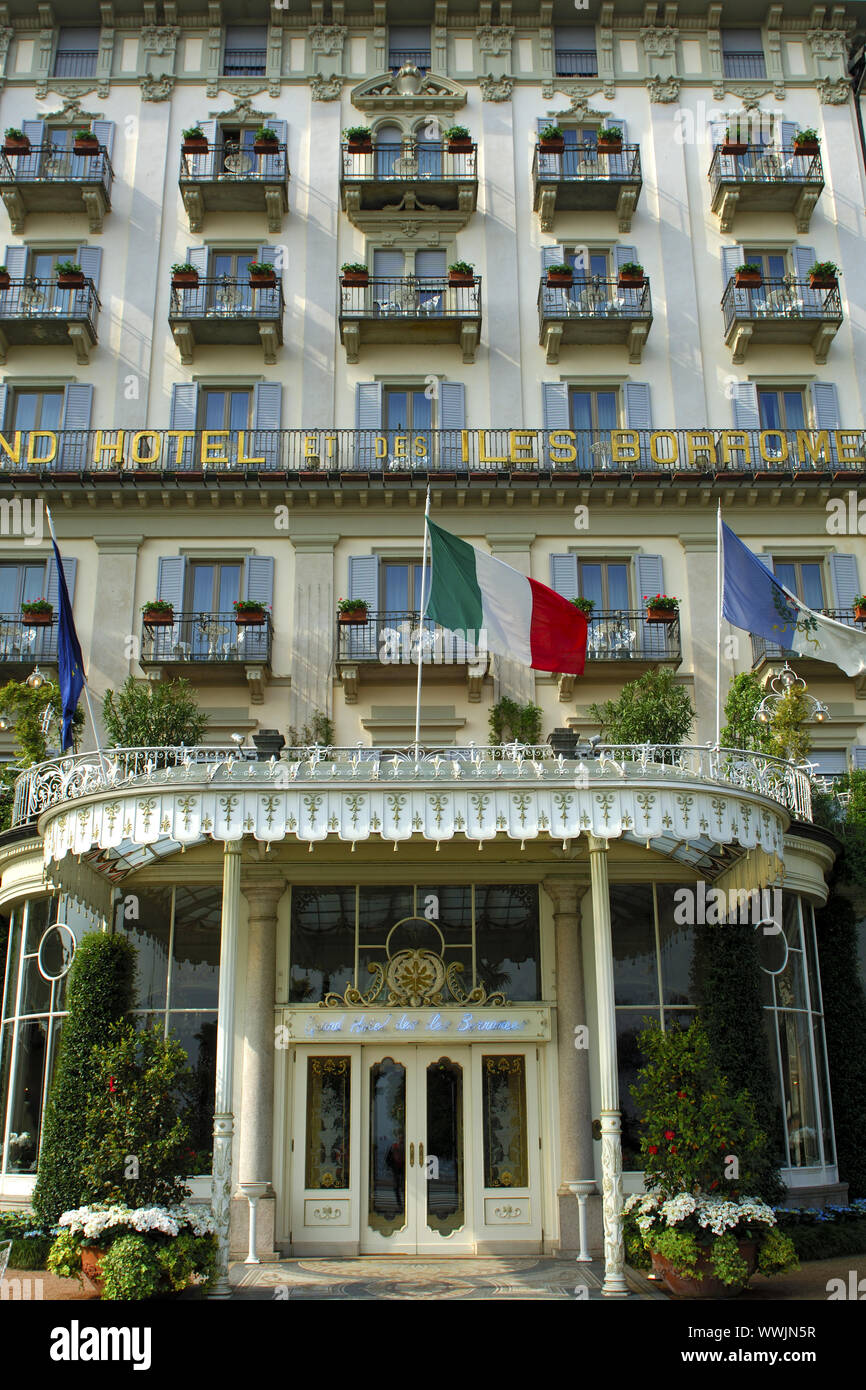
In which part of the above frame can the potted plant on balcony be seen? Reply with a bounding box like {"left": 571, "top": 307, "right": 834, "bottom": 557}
{"left": 443, "top": 124, "right": 472, "bottom": 151}
{"left": 73, "top": 127, "right": 99, "bottom": 155}
{"left": 21, "top": 598, "right": 53, "bottom": 626}
{"left": 644, "top": 593, "right": 679, "bottom": 623}
{"left": 571, "top": 597, "right": 595, "bottom": 616}
{"left": 248, "top": 260, "right": 276, "bottom": 288}
{"left": 853, "top": 595, "right": 866, "bottom": 623}
{"left": 597, "top": 126, "right": 623, "bottom": 153}
{"left": 253, "top": 126, "right": 279, "bottom": 154}
{"left": 617, "top": 261, "right": 645, "bottom": 288}
{"left": 3, "top": 127, "right": 30, "bottom": 156}
{"left": 0, "top": 266, "right": 9, "bottom": 290}
{"left": 171, "top": 262, "right": 199, "bottom": 288}
{"left": 341, "top": 262, "right": 369, "bottom": 287}
{"left": 793, "top": 127, "right": 820, "bottom": 155}
{"left": 808, "top": 260, "right": 839, "bottom": 289}
{"left": 343, "top": 126, "right": 372, "bottom": 152}
{"left": 734, "top": 262, "right": 763, "bottom": 288}
{"left": 721, "top": 126, "right": 748, "bottom": 155}
{"left": 546, "top": 262, "right": 574, "bottom": 287}
{"left": 448, "top": 260, "right": 475, "bottom": 286}
{"left": 181, "top": 125, "right": 209, "bottom": 154}
{"left": 141, "top": 600, "right": 175, "bottom": 627}
{"left": 55, "top": 261, "right": 85, "bottom": 287}
{"left": 337, "top": 597, "right": 369, "bottom": 625}
{"left": 538, "top": 124, "right": 565, "bottom": 153}
{"left": 233, "top": 599, "right": 267, "bottom": 626}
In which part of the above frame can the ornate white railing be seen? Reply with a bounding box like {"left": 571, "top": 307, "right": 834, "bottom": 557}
{"left": 11, "top": 742, "right": 812, "bottom": 829}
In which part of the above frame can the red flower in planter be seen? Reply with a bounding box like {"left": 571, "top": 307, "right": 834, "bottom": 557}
{"left": 648, "top": 1145, "right": 658, "bottom": 1155}
{"left": 669, "top": 1145, "right": 678, "bottom": 1154}
{"left": 664, "top": 1130, "right": 675, "bottom": 1140}
{"left": 677, "top": 1091, "right": 687, "bottom": 1099}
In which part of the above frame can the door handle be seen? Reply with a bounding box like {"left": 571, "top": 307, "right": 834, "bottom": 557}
{"left": 409, "top": 1142, "right": 414, "bottom": 1167}
{"left": 419, "top": 1141, "right": 424, "bottom": 1168}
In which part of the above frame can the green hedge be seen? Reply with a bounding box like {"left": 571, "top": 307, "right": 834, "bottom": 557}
{"left": 813, "top": 891, "right": 866, "bottom": 1199}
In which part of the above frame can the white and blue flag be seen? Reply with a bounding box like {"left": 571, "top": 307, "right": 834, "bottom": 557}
{"left": 721, "top": 521, "right": 866, "bottom": 677}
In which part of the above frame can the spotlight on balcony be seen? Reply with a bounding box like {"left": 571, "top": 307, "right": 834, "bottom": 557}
{"left": 0, "top": 715, "right": 10, "bottom": 731}
{"left": 26, "top": 666, "right": 47, "bottom": 689}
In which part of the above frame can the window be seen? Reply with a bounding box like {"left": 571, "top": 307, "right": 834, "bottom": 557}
{"left": 200, "top": 387, "right": 252, "bottom": 432}
{"left": 577, "top": 559, "right": 630, "bottom": 611}
{"left": 371, "top": 247, "right": 447, "bottom": 316}
{"left": 10, "top": 389, "right": 64, "bottom": 432}
{"left": 388, "top": 27, "right": 431, "bottom": 71}
{"left": 757, "top": 388, "right": 807, "bottom": 431}
{"left": 382, "top": 559, "right": 425, "bottom": 613}
{"left": 569, "top": 387, "right": 618, "bottom": 432}
{"left": 223, "top": 27, "right": 267, "bottom": 76}
{"left": 187, "top": 560, "right": 242, "bottom": 615}
{"left": 0, "top": 562, "right": 47, "bottom": 613}
{"left": 53, "top": 28, "right": 99, "bottom": 79}
{"left": 554, "top": 28, "right": 597, "bottom": 77}
{"left": 28, "top": 249, "right": 76, "bottom": 279}
{"left": 722, "top": 29, "right": 767, "bottom": 80}
{"left": 772, "top": 558, "right": 824, "bottom": 609}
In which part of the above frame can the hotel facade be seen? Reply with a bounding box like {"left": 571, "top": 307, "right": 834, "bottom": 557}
{"left": 0, "top": 0, "right": 865, "bottom": 1292}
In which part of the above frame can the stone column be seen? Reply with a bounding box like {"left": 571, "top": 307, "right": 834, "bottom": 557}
{"left": 236, "top": 876, "right": 285, "bottom": 1260}
{"left": 209, "top": 841, "right": 242, "bottom": 1299}
{"left": 587, "top": 836, "right": 629, "bottom": 1297}
{"left": 290, "top": 536, "right": 337, "bottom": 729}
{"left": 87, "top": 535, "right": 143, "bottom": 736}
{"left": 543, "top": 879, "right": 595, "bottom": 1254}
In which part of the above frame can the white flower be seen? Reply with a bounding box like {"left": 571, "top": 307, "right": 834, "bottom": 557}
{"left": 57, "top": 1202, "right": 216, "bottom": 1241}
{"left": 660, "top": 1193, "right": 697, "bottom": 1225}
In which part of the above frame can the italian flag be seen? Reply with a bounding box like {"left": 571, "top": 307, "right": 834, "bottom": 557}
{"left": 425, "top": 518, "right": 587, "bottom": 675}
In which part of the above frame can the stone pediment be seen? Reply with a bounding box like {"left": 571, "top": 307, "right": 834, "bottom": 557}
{"left": 351, "top": 65, "right": 467, "bottom": 115}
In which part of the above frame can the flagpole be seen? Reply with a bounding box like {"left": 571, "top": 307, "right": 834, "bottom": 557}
{"left": 44, "top": 505, "right": 105, "bottom": 768}
{"left": 413, "top": 488, "right": 432, "bottom": 761}
{"left": 716, "top": 500, "right": 722, "bottom": 748}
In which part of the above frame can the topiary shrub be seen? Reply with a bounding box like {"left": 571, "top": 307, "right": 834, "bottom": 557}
{"left": 32, "top": 933, "right": 135, "bottom": 1225}
{"left": 102, "top": 676, "right": 208, "bottom": 748}
{"left": 588, "top": 668, "right": 694, "bottom": 746}
{"left": 488, "top": 697, "right": 542, "bottom": 745}
{"left": 100, "top": 1233, "right": 163, "bottom": 1301}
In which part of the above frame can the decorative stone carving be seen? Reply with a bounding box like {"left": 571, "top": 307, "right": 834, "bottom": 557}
{"left": 480, "top": 73, "right": 513, "bottom": 102}
{"left": 476, "top": 24, "right": 514, "bottom": 57}
{"left": 807, "top": 28, "right": 849, "bottom": 60}
{"left": 140, "top": 73, "right": 174, "bottom": 102}
{"left": 0, "top": 25, "right": 12, "bottom": 89}
{"left": 142, "top": 24, "right": 179, "bottom": 58}
{"left": 647, "top": 75, "right": 681, "bottom": 103}
{"left": 311, "top": 72, "right": 342, "bottom": 102}
{"left": 207, "top": 78, "right": 269, "bottom": 100}
{"left": 309, "top": 24, "right": 347, "bottom": 56}
{"left": 542, "top": 79, "right": 608, "bottom": 103}
{"left": 350, "top": 67, "right": 467, "bottom": 115}
{"left": 36, "top": 79, "right": 108, "bottom": 101}
{"left": 600, "top": 1117, "right": 628, "bottom": 1296}
{"left": 817, "top": 77, "right": 851, "bottom": 105}
{"left": 43, "top": 97, "right": 103, "bottom": 126}
{"left": 209, "top": 96, "right": 273, "bottom": 124}
{"left": 640, "top": 25, "right": 678, "bottom": 58}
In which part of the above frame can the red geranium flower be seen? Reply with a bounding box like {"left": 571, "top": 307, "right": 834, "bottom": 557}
{"left": 677, "top": 1091, "right": 687, "bottom": 1099}
{"left": 648, "top": 1145, "right": 658, "bottom": 1155}
{"left": 670, "top": 1145, "right": 678, "bottom": 1154}
{"left": 664, "top": 1130, "right": 675, "bottom": 1140}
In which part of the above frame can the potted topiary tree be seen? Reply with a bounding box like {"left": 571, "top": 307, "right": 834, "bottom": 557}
{"left": 538, "top": 124, "right": 564, "bottom": 153}
{"left": 597, "top": 125, "right": 623, "bottom": 153}
{"left": 448, "top": 260, "right": 475, "bottom": 286}
{"left": 73, "top": 127, "right": 99, "bottom": 155}
{"left": 55, "top": 261, "right": 85, "bottom": 287}
{"left": 181, "top": 125, "right": 208, "bottom": 154}
{"left": 734, "top": 262, "right": 762, "bottom": 288}
{"left": 808, "top": 260, "right": 839, "bottom": 289}
{"left": 253, "top": 126, "right": 279, "bottom": 154}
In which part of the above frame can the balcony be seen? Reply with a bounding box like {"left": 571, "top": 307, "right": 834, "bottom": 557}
{"left": 222, "top": 49, "right": 266, "bottom": 77}
{"left": 339, "top": 275, "right": 481, "bottom": 363}
{"left": 0, "top": 615, "right": 58, "bottom": 672}
{"left": 179, "top": 144, "right": 288, "bottom": 233}
{"left": 554, "top": 51, "right": 598, "bottom": 76}
{"left": 139, "top": 611, "right": 272, "bottom": 703}
{"left": 0, "top": 277, "right": 99, "bottom": 365}
{"left": 0, "top": 144, "right": 113, "bottom": 234}
{"left": 168, "top": 275, "right": 283, "bottom": 365}
{"left": 751, "top": 609, "right": 863, "bottom": 684}
{"left": 340, "top": 141, "right": 477, "bottom": 231}
{"left": 533, "top": 144, "right": 642, "bottom": 232}
{"left": 336, "top": 609, "right": 489, "bottom": 702}
{"left": 722, "top": 277, "right": 842, "bottom": 365}
{"left": 53, "top": 51, "right": 97, "bottom": 79}
{"left": 558, "top": 609, "right": 681, "bottom": 698}
{"left": 389, "top": 50, "right": 431, "bottom": 70}
{"left": 538, "top": 277, "right": 652, "bottom": 365}
{"left": 709, "top": 146, "right": 824, "bottom": 233}
{"left": 722, "top": 54, "right": 767, "bottom": 80}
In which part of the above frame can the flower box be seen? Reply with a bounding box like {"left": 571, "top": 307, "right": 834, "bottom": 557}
{"left": 646, "top": 606, "right": 677, "bottom": 623}
{"left": 73, "top": 135, "right": 99, "bottom": 155}
{"left": 234, "top": 607, "right": 266, "bottom": 626}
{"left": 57, "top": 271, "right": 85, "bottom": 287}
{"left": 248, "top": 268, "right": 276, "bottom": 287}
{"left": 735, "top": 270, "right": 762, "bottom": 288}
{"left": 3, "top": 135, "right": 30, "bottom": 156}
{"left": 338, "top": 603, "right": 369, "bottom": 624}
{"left": 171, "top": 270, "right": 199, "bottom": 287}
{"left": 721, "top": 141, "right": 748, "bottom": 155}
{"left": 809, "top": 273, "right": 837, "bottom": 289}
{"left": 346, "top": 135, "right": 373, "bottom": 152}
{"left": 539, "top": 137, "right": 565, "bottom": 153}
{"left": 547, "top": 270, "right": 573, "bottom": 287}
{"left": 182, "top": 137, "right": 209, "bottom": 154}
{"left": 142, "top": 605, "right": 174, "bottom": 627}
{"left": 448, "top": 270, "right": 475, "bottom": 286}
{"left": 21, "top": 604, "right": 53, "bottom": 625}
{"left": 341, "top": 269, "right": 369, "bottom": 287}
{"left": 794, "top": 139, "right": 819, "bottom": 156}
{"left": 854, "top": 604, "right": 866, "bottom": 623}
{"left": 254, "top": 137, "right": 279, "bottom": 155}
{"left": 618, "top": 271, "right": 645, "bottom": 287}
{"left": 447, "top": 137, "right": 473, "bottom": 152}
{"left": 597, "top": 138, "right": 623, "bottom": 154}
{"left": 0, "top": 270, "right": 10, "bottom": 290}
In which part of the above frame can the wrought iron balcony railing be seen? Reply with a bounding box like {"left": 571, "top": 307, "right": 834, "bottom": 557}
{"left": 751, "top": 608, "right": 860, "bottom": 666}
{"left": 0, "top": 278, "right": 100, "bottom": 359}
{"left": 222, "top": 48, "right": 267, "bottom": 75}
{"left": 340, "top": 274, "right": 481, "bottom": 320}
{"left": 389, "top": 49, "right": 431, "bottom": 69}
{"left": 53, "top": 50, "right": 98, "bottom": 78}
{"left": 0, "top": 615, "right": 58, "bottom": 664}
{"left": 554, "top": 50, "right": 598, "bottom": 75}
{"left": 168, "top": 276, "right": 283, "bottom": 321}
{"left": 341, "top": 141, "right": 478, "bottom": 181}
{"left": 0, "top": 143, "right": 113, "bottom": 194}
{"left": 139, "top": 611, "right": 272, "bottom": 666}
{"left": 0, "top": 427, "right": 862, "bottom": 477}
{"left": 539, "top": 277, "right": 651, "bottom": 320}
{"left": 585, "top": 610, "right": 681, "bottom": 662}
{"left": 722, "top": 276, "right": 842, "bottom": 365}
{"left": 534, "top": 143, "right": 641, "bottom": 182}
{"left": 709, "top": 145, "right": 823, "bottom": 191}
{"left": 336, "top": 610, "right": 486, "bottom": 665}
{"left": 722, "top": 53, "right": 767, "bottom": 79}
{"left": 179, "top": 143, "right": 288, "bottom": 183}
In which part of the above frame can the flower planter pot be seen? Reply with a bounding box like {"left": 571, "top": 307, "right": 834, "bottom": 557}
{"left": 22, "top": 609, "right": 52, "bottom": 625}
{"left": 646, "top": 607, "right": 677, "bottom": 623}
{"left": 172, "top": 272, "right": 199, "bottom": 288}
{"left": 448, "top": 272, "right": 475, "bottom": 286}
{"left": 182, "top": 138, "right": 208, "bottom": 154}
{"left": 0, "top": 272, "right": 10, "bottom": 290}
{"left": 854, "top": 606, "right": 866, "bottom": 624}
{"left": 341, "top": 272, "right": 369, "bottom": 287}
{"left": 249, "top": 273, "right": 276, "bottom": 288}
{"left": 735, "top": 272, "right": 762, "bottom": 288}
{"left": 539, "top": 138, "right": 565, "bottom": 154}
{"left": 618, "top": 273, "right": 645, "bottom": 288}
{"left": 3, "top": 137, "right": 30, "bottom": 156}
{"left": 347, "top": 139, "right": 372, "bottom": 154}
{"left": 338, "top": 610, "right": 369, "bottom": 625}
{"left": 794, "top": 141, "right": 819, "bottom": 156}
{"left": 73, "top": 137, "right": 99, "bottom": 155}
{"left": 57, "top": 273, "right": 85, "bottom": 288}
{"left": 80, "top": 1246, "right": 106, "bottom": 1295}
{"left": 447, "top": 138, "right": 473, "bottom": 152}
{"left": 721, "top": 142, "right": 748, "bottom": 155}
{"left": 254, "top": 139, "right": 279, "bottom": 155}
{"left": 547, "top": 272, "right": 573, "bottom": 287}
{"left": 143, "top": 609, "right": 174, "bottom": 627}
{"left": 653, "top": 1241, "right": 757, "bottom": 1299}
{"left": 597, "top": 139, "right": 623, "bottom": 154}
{"left": 809, "top": 274, "right": 837, "bottom": 290}
{"left": 235, "top": 609, "right": 266, "bottom": 626}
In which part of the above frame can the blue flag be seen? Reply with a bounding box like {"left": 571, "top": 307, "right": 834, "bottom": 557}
{"left": 721, "top": 521, "right": 798, "bottom": 647}
{"left": 51, "top": 537, "right": 85, "bottom": 751}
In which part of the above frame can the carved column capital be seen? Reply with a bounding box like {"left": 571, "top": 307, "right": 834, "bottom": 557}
{"left": 542, "top": 878, "right": 582, "bottom": 917}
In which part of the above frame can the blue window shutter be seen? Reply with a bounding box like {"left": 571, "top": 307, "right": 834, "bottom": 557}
{"left": 779, "top": 120, "right": 797, "bottom": 150}
{"left": 607, "top": 116, "right": 628, "bottom": 144}
{"left": 243, "top": 555, "right": 274, "bottom": 607}
{"left": 811, "top": 382, "right": 839, "bottom": 430}
{"left": 613, "top": 244, "right": 638, "bottom": 273}
{"left": 0, "top": 383, "right": 7, "bottom": 428}
{"left": 157, "top": 556, "right": 186, "bottom": 609}
{"left": 169, "top": 382, "right": 199, "bottom": 469}
{"left": 252, "top": 382, "right": 282, "bottom": 469}
{"left": 852, "top": 747, "right": 866, "bottom": 770}
{"left": 542, "top": 382, "right": 570, "bottom": 430}
{"left": 550, "top": 553, "right": 578, "bottom": 599}
{"left": 709, "top": 120, "right": 728, "bottom": 147}
{"left": 76, "top": 245, "right": 102, "bottom": 288}
{"left": 348, "top": 555, "right": 379, "bottom": 609}
{"left": 792, "top": 245, "right": 815, "bottom": 282}
{"left": 4, "top": 245, "right": 27, "bottom": 280}
{"left": 188, "top": 120, "right": 216, "bottom": 176}
{"left": 438, "top": 381, "right": 465, "bottom": 469}
{"left": 624, "top": 382, "right": 652, "bottom": 429}
{"left": 829, "top": 554, "right": 859, "bottom": 611}
{"left": 721, "top": 245, "right": 745, "bottom": 287}
{"left": 261, "top": 118, "right": 287, "bottom": 177}
{"left": 91, "top": 120, "right": 115, "bottom": 157}
{"left": 59, "top": 384, "right": 93, "bottom": 470}
{"left": 22, "top": 119, "right": 45, "bottom": 144}
{"left": 732, "top": 383, "right": 759, "bottom": 430}
{"left": 45, "top": 555, "right": 77, "bottom": 611}
{"left": 355, "top": 382, "right": 382, "bottom": 468}
{"left": 635, "top": 554, "right": 665, "bottom": 605}
{"left": 187, "top": 245, "right": 209, "bottom": 275}
{"left": 757, "top": 553, "right": 774, "bottom": 570}
{"left": 541, "top": 244, "right": 566, "bottom": 272}
{"left": 257, "top": 244, "right": 278, "bottom": 265}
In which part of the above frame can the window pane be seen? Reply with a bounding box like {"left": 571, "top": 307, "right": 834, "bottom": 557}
{"left": 0, "top": 568, "right": 19, "bottom": 613}
{"left": 384, "top": 392, "right": 408, "bottom": 430}
{"left": 570, "top": 392, "right": 593, "bottom": 431}
{"left": 368, "top": 1058, "right": 406, "bottom": 1235}
{"left": 118, "top": 887, "right": 172, "bottom": 1010}
{"left": 24, "top": 897, "right": 54, "bottom": 953}
{"left": 596, "top": 392, "right": 618, "bottom": 431}
{"left": 168, "top": 1011, "right": 216, "bottom": 1167}
{"left": 607, "top": 563, "right": 630, "bottom": 611}
{"left": 417, "top": 885, "right": 472, "bottom": 944}
{"left": 758, "top": 392, "right": 781, "bottom": 430}
{"left": 7, "top": 1018, "right": 48, "bottom": 1172}
{"left": 19, "top": 954, "right": 51, "bottom": 1016}
{"left": 1, "top": 907, "right": 22, "bottom": 1019}
{"left": 616, "top": 1008, "right": 658, "bottom": 1168}
{"left": 482, "top": 1055, "right": 528, "bottom": 1187}
{"left": 411, "top": 391, "right": 432, "bottom": 430}
{"left": 474, "top": 885, "right": 540, "bottom": 1002}
{"left": 13, "top": 395, "right": 38, "bottom": 431}
{"left": 656, "top": 888, "right": 697, "bottom": 1005}
{"left": 578, "top": 562, "right": 603, "bottom": 608}
{"left": 762, "top": 1009, "right": 788, "bottom": 1164}
{"left": 191, "top": 565, "right": 214, "bottom": 611}
{"left": 611, "top": 885, "right": 657, "bottom": 1005}
{"left": 810, "top": 1016, "right": 834, "bottom": 1164}
{"left": 290, "top": 888, "right": 355, "bottom": 1003}
{"left": 170, "top": 886, "right": 221, "bottom": 1008}
{"left": 383, "top": 564, "right": 409, "bottom": 611}
{"left": 777, "top": 1009, "right": 820, "bottom": 1166}
{"left": 305, "top": 1056, "right": 351, "bottom": 1189}
{"left": 767, "top": 255, "right": 786, "bottom": 280}
{"left": 773, "top": 561, "right": 797, "bottom": 593}
{"left": 800, "top": 565, "right": 824, "bottom": 611}
{"left": 204, "top": 392, "right": 226, "bottom": 429}
{"left": 21, "top": 565, "right": 47, "bottom": 605}
{"left": 228, "top": 391, "right": 250, "bottom": 431}
{"left": 216, "top": 565, "right": 241, "bottom": 613}
{"left": 782, "top": 392, "right": 805, "bottom": 429}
